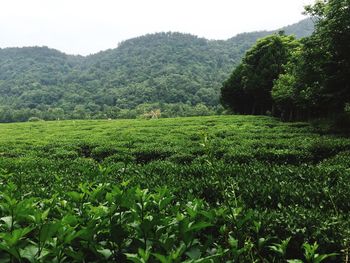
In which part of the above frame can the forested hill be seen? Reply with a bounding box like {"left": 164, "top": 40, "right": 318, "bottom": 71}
{"left": 0, "top": 18, "right": 313, "bottom": 121}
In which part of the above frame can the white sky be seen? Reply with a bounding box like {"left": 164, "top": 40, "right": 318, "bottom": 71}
{"left": 0, "top": 0, "right": 314, "bottom": 56}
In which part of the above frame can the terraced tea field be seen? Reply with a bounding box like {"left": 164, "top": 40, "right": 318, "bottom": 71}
{"left": 0, "top": 115, "right": 349, "bottom": 262}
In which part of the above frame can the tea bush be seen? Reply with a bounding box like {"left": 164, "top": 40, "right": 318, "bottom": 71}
{"left": 0, "top": 115, "right": 348, "bottom": 262}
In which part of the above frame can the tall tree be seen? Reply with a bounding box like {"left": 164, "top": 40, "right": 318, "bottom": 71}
{"left": 272, "top": 0, "right": 350, "bottom": 120}
{"left": 221, "top": 33, "right": 300, "bottom": 115}
{"left": 304, "top": 0, "right": 350, "bottom": 115}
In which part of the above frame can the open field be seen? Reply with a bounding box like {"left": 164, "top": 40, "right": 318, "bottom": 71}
{"left": 0, "top": 115, "right": 349, "bottom": 262}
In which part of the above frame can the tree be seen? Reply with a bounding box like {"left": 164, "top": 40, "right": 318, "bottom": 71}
{"left": 272, "top": 0, "right": 350, "bottom": 121}
{"left": 221, "top": 33, "right": 300, "bottom": 115}
{"left": 272, "top": 71, "right": 297, "bottom": 120}
{"left": 220, "top": 64, "right": 251, "bottom": 114}
{"left": 303, "top": 0, "right": 350, "bottom": 115}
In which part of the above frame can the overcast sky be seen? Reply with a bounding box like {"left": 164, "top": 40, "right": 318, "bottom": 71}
{"left": 0, "top": 0, "right": 314, "bottom": 56}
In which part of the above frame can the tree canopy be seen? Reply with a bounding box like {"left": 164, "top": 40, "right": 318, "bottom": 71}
{"left": 221, "top": 0, "right": 350, "bottom": 124}
{"left": 272, "top": 0, "right": 350, "bottom": 120}
{"left": 221, "top": 33, "right": 300, "bottom": 115}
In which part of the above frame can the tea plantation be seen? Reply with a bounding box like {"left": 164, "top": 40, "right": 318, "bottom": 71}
{"left": 0, "top": 115, "right": 349, "bottom": 262}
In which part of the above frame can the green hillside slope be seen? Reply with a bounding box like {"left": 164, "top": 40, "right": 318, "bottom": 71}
{"left": 0, "top": 19, "right": 314, "bottom": 121}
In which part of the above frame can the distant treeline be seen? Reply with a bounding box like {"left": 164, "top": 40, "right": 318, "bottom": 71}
{"left": 221, "top": 0, "right": 350, "bottom": 126}
{"left": 0, "top": 103, "right": 225, "bottom": 122}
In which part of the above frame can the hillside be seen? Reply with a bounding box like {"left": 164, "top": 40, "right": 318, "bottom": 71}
{"left": 0, "top": 18, "right": 314, "bottom": 121}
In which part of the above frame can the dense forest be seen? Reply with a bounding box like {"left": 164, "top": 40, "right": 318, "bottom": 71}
{"left": 221, "top": 0, "right": 350, "bottom": 128}
{"left": 0, "top": 19, "right": 314, "bottom": 122}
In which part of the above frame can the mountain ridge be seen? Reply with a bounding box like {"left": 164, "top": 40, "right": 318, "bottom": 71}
{"left": 0, "top": 18, "right": 313, "bottom": 57}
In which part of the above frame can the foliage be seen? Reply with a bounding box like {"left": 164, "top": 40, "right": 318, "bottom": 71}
{"left": 222, "top": 0, "right": 350, "bottom": 125}
{"left": 301, "top": 0, "right": 350, "bottom": 118}
{"left": 221, "top": 33, "right": 300, "bottom": 115}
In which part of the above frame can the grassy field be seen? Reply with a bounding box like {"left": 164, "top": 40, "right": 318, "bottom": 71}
{"left": 0, "top": 115, "right": 349, "bottom": 262}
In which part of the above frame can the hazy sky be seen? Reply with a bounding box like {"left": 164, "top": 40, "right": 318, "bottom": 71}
{"left": 0, "top": 0, "right": 314, "bottom": 56}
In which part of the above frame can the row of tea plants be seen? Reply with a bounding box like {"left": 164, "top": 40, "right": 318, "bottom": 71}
{"left": 0, "top": 170, "right": 338, "bottom": 262}
{"left": 0, "top": 115, "right": 349, "bottom": 261}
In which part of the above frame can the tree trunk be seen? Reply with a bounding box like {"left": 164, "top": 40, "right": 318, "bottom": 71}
{"left": 252, "top": 103, "right": 256, "bottom": 115}
{"left": 289, "top": 110, "right": 293, "bottom": 122}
